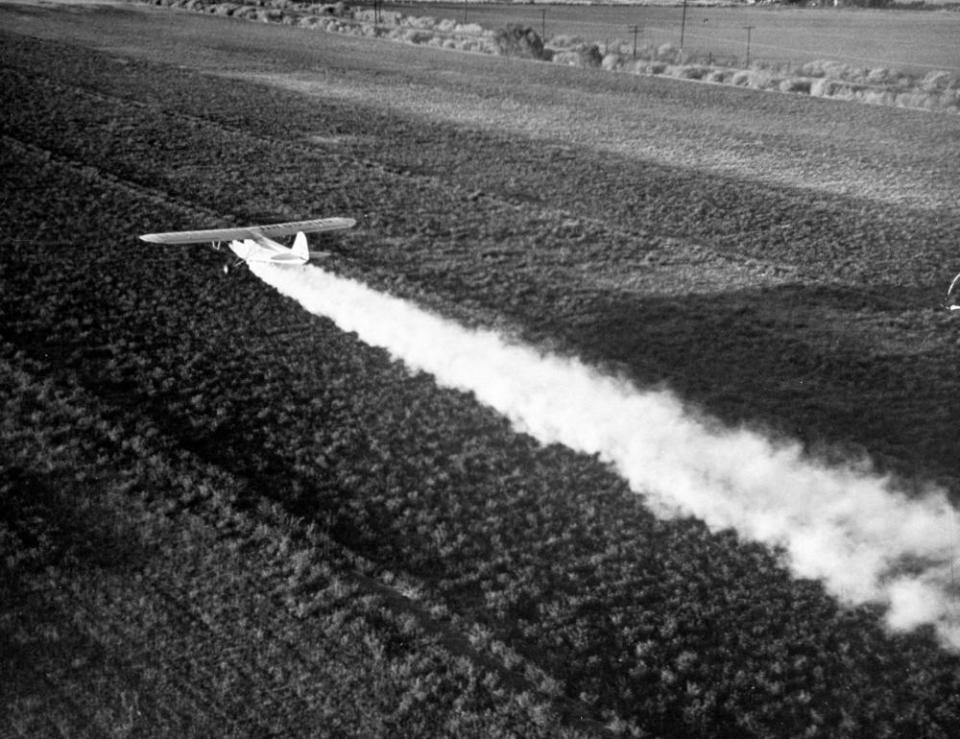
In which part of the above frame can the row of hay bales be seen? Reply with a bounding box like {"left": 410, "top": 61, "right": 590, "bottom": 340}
{"left": 148, "top": 0, "right": 497, "bottom": 52}
{"left": 546, "top": 35, "right": 960, "bottom": 113}
{"left": 145, "top": 0, "right": 959, "bottom": 113}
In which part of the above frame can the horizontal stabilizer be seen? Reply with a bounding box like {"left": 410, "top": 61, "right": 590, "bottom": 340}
{"left": 140, "top": 217, "right": 356, "bottom": 244}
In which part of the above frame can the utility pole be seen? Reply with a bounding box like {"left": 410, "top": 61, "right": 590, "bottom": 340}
{"left": 743, "top": 25, "right": 755, "bottom": 67}
{"left": 679, "top": 0, "right": 688, "bottom": 53}
{"left": 629, "top": 24, "right": 641, "bottom": 59}
{"left": 541, "top": 8, "right": 546, "bottom": 40}
{"left": 463, "top": 0, "right": 468, "bottom": 24}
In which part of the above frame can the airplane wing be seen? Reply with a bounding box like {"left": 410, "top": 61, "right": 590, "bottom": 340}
{"left": 140, "top": 217, "right": 356, "bottom": 244}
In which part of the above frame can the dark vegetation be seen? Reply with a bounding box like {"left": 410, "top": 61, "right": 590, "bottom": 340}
{"left": 491, "top": 24, "right": 549, "bottom": 61}
{"left": 2, "top": 11, "right": 960, "bottom": 737}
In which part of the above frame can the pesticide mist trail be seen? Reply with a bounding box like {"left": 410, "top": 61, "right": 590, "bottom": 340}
{"left": 253, "top": 263, "right": 960, "bottom": 649}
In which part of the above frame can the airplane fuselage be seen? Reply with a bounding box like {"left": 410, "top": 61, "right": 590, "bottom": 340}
{"left": 228, "top": 235, "right": 308, "bottom": 266}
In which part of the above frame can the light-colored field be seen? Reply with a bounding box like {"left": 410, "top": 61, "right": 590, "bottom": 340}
{"left": 390, "top": 2, "right": 960, "bottom": 71}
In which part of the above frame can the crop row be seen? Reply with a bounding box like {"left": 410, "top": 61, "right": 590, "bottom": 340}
{"left": 3, "top": 30, "right": 960, "bottom": 735}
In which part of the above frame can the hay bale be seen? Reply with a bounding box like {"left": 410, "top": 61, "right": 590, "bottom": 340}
{"left": 405, "top": 15, "right": 437, "bottom": 29}
{"left": 551, "top": 50, "right": 579, "bottom": 67}
{"left": 549, "top": 34, "right": 585, "bottom": 49}
{"left": 401, "top": 28, "right": 434, "bottom": 44}
{"left": 799, "top": 60, "right": 827, "bottom": 77}
{"left": 355, "top": 9, "right": 400, "bottom": 24}
{"left": 810, "top": 77, "right": 845, "bottom": 97}
{"left": 754, "top": 71, "right": 780, "bottom": 90}
{"left": 656, "top": 43, "right": 677, "bottom": 62}
{"left": 602, "top": 40, "right": 631, "bottom": 57}
{"left": 800, "top": 60, "right": 859, "bottom": 80}
{"left": 670, "top": 65, "right": 709, "bottom": 80}
{"left": 463, "top": 38, "right": 494, "bottom": 54}
{"left": 601, "top": 53, "right": 623, "bottom": 72}
{"left": 822, "top": 61, "right": 853, "bottom": 79}
{"left": 865, "top": 67, "right": 892, "bottom": 85}
{"left": 730, "top": 70, "right": 775, "bottom": 89}
{"left": 492, "top": 25, "right": 547, "bottom": 61}
{"left": 256, "top": 8, "right": 284, "bottom": 22}
{"left": 830, "top": 84, "right": 865, "bottom": 102}
{"left": 862, "top": 89, "right": 896, "bottom": 106}
{"left": 921, "top": 70, "right": 958, "bottom": 93}
{"left": 895, "top": 91, "right": 936, "bottom": 109}
{"left": 939, "top": 89, "right": 960, "bottom": 110}
{"left": 551, "top": 44, "right": 602, "bottom": 68}
{"left": 845, "top": 67, "right": 870, "bottom": 84}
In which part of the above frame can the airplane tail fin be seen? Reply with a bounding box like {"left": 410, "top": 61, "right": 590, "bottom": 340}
{"left": 292, "top": 231, "right": 309, "bottom": 262}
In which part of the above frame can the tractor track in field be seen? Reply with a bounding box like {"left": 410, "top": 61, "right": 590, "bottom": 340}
{"left": 2, "top": 132, "right": 223, "bottom": 225}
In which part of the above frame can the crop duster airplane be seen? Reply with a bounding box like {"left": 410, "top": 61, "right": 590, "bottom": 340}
{"left": 140, "top": 217, "right": 356, "bottom": 273}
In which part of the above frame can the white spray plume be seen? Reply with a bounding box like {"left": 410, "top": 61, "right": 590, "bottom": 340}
{"left": 252, "top": 263, "right": 960, "bottom": 648}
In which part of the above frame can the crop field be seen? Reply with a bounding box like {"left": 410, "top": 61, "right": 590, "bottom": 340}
{"left": 2, "top": 1, "right": 960, "bottom": 736}
{"left": 388, "top": 2, "right": 960, "bottom": 72}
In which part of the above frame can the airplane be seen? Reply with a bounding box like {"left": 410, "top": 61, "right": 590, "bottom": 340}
{"left": 139, "top": 217, "right": 356, "bottom": 274}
